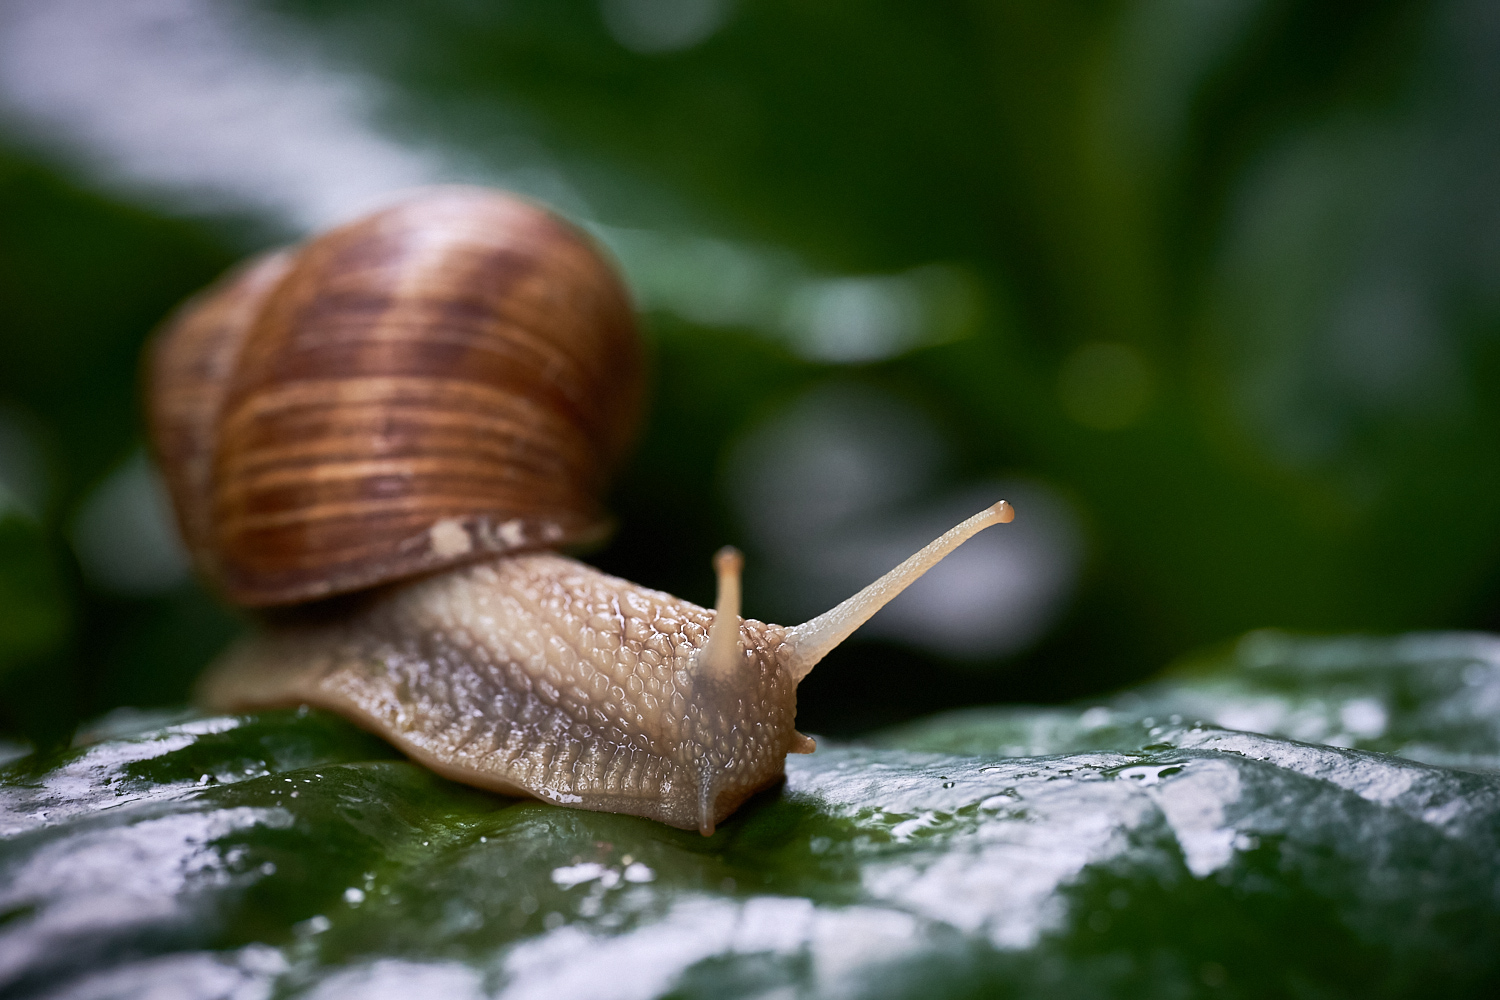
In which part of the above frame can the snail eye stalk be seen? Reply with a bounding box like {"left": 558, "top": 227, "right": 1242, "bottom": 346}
{"left": 700, "top": 546, "right": 744, "bottom": 680}
{"left": 781, "top": 500, "right": 1015, "bottom": 682}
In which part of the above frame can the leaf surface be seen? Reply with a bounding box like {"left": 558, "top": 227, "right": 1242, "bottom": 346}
{"left": 4, "top": 632, "right": 1500, "bottom": 998}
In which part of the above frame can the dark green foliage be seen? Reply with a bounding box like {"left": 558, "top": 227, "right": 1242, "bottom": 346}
{"left": 5, "top": 5, "right": 1500, "bottom": 993}
{"left": 4, "top": 1, "right": 1500, "bottom": 740}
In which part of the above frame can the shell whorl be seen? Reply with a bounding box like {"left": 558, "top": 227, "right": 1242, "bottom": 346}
{"left": 148, "top": 188, "right": 643, "bottom": 607}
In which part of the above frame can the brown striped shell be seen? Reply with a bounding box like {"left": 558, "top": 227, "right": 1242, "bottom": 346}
{"left": 148, "top": 188, "right": 643, "bottom": 607}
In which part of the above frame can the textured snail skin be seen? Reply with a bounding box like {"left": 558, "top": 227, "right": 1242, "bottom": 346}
{"left": 196, "top": 499, "right": 1014, "bottom": 834}
{"left": 200, "top": 552, "right": 809, "bottom": 835}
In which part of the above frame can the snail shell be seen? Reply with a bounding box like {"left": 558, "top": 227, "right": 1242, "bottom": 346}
{"left": 149, "top": 188, "right": 641, "bottom": 607}
{"left": 148, "top": 187, "right": 1012, "bottom": 834}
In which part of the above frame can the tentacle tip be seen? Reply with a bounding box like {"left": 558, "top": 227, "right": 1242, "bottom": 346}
{"left": 698, "top": 818, "right": 717, "bottom": 837}
{"left": 713, "top": 545, "right": 744, "bottom": 575}
{"left": 993, "top": 499, "right": 1015, "bottom": 523}
{"left": 790, "top": 732, "right": 817, "bottom": 754}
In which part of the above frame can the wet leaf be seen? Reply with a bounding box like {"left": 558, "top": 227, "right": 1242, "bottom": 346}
{"left": 4, "top": 634, "right": 1500, "bottom": 998}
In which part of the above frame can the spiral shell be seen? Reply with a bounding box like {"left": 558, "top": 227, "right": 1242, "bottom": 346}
{"left": 148, "top": 188, "right": 643, "bottom": 607}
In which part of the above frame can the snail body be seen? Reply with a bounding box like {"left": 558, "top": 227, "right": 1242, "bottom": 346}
{"left": 202, "top": 552, "right": 800, "bottom": 832}
{"left": 149, "top": 188, "right": 1012, "bottom": 835}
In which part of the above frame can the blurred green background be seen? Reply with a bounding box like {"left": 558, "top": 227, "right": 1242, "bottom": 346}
{"left": 3, "top": 0, "right": 1499, "bottom": 750}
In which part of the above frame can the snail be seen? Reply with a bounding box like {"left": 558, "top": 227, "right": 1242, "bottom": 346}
{"left": 146, "top": 187, "right": 1014, "bottom": 835}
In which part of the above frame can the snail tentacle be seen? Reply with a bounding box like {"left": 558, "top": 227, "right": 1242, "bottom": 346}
{"left": 700, "top": 545, "right": 745, "bottom": 681}
{"left": 782, "top": 500, "right": 1015, "bottom": 682}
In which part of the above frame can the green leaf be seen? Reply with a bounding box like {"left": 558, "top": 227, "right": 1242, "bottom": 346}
{"left": 4, "top": 634, "right": 1500, "bottom": 997}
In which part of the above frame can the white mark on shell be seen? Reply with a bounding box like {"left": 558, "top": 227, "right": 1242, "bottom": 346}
{"left": 497, "top": 519, "right": 526, "bottom": 547}
{"left": 429, "top": 519, "right": 472, "bottom": 558}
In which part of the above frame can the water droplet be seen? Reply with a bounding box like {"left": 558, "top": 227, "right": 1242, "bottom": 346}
{"left": 1114, "top": 763, "right": 1185, "bottom": 786}
{"left": 296, "top": 915, "right": 330, "bottom": 935}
